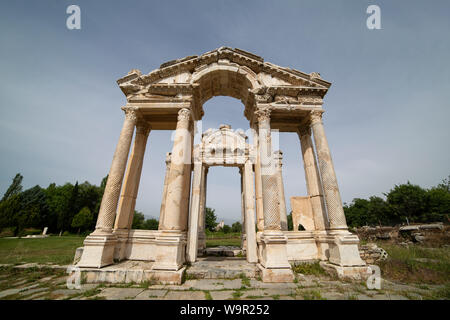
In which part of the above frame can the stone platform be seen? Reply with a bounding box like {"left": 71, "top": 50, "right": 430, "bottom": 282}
{"left": 78, "top": 260, "right": 185, "bottom": 285}
{"left": 186, "top": 257, "right": 259, "bottom": 279}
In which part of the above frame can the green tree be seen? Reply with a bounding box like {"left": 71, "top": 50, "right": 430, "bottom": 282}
{"left": 221, "top": 224, "right": 231, "bottom": 233}
{"left": 231, "top": 221, "right": 242, "bottom": 233}
{"left": 1, "top": 173, "right": 23, "bottom": 202}
{"left": 143, "top": 218, "right": 159, "bottom": 230}
{"left": 71, "top": 207, "right": 94, "bottom": 233}
{"left": 205, "top": 207, "right": 217, "bottom": 232}
{"left": 386, "top": 182, "right": 427, "bottom": 224}
{"left": 132, "top": 211, "right": 145, "bottom": 229}
{"left": 287, "top": 212, "right": 293, "bottom": 230}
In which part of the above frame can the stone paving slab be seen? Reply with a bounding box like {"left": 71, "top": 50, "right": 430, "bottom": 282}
{"left": 164, "top": 291, "right": 206, "bottom": 300}
{"left": 134, "top": 289, "right": 168, "bottom": 300}
{"left": 96, "top": 287, "right": 145, "bottom": 300}
{"left": 184, "top": 279, "right": 243, "bottom": 291}
{"left": 209, "top": 290, "right": 234, "bottom": 300}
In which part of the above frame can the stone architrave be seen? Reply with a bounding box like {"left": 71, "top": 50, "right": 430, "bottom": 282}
{"left": 78, "top": 106, "right": 138, "bottom": 268}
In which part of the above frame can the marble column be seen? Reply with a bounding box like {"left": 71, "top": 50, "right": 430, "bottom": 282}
{"left": 243, "top": 160, "right": 258, "bottom": 263}
{"left": 186, "top": 162, "right": 202, "bottom": 263}
{"left": 95, "top": 106, "right": 138, "bottom": 233}
{"left": 297, "top": 126, "right": 328, "bottom": 231}
{"left": 158, "top": 152, "right": 172, "bottom": 230}
{"left": 309, "top": 110, "right": 347, "bottom": 230}
{"left": 153, "top": 108, "right": 192, "bottom": 271}
{"left": 239, "top": 167, "right": 246, "bottom": 250}
{"left": 251, "top": 122, "right": 265, "bottom": 231}
{"left": 160, "top": 108, "right": 193, "bottom": 231}
{"left": 274, "top": 151, "right": 288, "bottom": 231}
{"left": 78, "top": 106, "right": 138, "bottom": 268}
{"left": 254, "top": 107, "right": 293, "bottom": 282}
{"left": 255, "top": 108, "right": 281, "bottom": 231}
{"left": 197, "top": 166, "right": 207, "bottom": 251}
{"left": 114, "top": 120, "right": 151, "bottom": 231}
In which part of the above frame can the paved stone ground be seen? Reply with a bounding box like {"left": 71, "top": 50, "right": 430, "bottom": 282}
{"left": 0, "top": 263, "right": 447, "bottom": 300}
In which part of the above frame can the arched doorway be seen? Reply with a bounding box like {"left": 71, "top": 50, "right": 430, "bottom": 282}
{"left": 76, "top": 47, "right": 367, "bottom": 283}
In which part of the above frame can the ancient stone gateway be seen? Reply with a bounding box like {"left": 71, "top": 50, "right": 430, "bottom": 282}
{"left": 76, "top": 47, "right": 367, "bottom": 283}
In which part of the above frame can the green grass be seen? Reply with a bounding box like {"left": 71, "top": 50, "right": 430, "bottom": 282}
{"left": 206, "top": 238, "right": 241, "bottom": 247}
{"left": 0, "top": 236, "right": 84, "bottom": 265}
{"left": 292, "top": 261, "right": 326, "bottom": 276}
{"left": 301, "top": 289, "right": 324, "bottom": 300}
{"left": 376, "top": 244, "right": 450, "bottom": 284}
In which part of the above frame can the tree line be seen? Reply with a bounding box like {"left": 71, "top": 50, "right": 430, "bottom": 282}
{"left": 0, "top": 173, "right": 159, "bottom": 236}
{"left": 343, "top": 177, "right": 449, "bottom": 227}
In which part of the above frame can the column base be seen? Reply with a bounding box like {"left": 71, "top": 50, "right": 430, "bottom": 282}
{"left": 152, "top": 230, "right": 186, "bottom": 271}
{"left": 112, "top": 229, "right": 130, "bottom": 262}
{"left": 258, "top": 230, "right": 294, "bottom": 282}
{"left": 320, "top": 262, "right": 369, "bottom": 280}
{"left": 76, "top": 231, "right": 118, "bottom": 268}
{"left": 327, "top": 229, "right": 366, "bottom": 267}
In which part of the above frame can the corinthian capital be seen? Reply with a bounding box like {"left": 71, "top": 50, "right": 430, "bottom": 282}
{"left": 254, "top": 107, "right": 271, "bottom": 123}
{"left": 177, "top": 108, "right": 191, "bottom": 122}
{"left": 122, "top": 106, "right": 139, "bottom": 121}
{"left": 309, "top": 110, "right": 324, "bottom": 125}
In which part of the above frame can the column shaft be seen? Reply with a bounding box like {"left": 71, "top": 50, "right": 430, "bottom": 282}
{"left": 243, "top": 160, "right": 258, "bottom": 263}
{"left": 95, "top": 107, "right": 137, "bottom": 233}
{"left": 310, "top": 111, "right": 347, "bottom": 230}
{"left": 298, "top": 127, "right": 328, "bottom": 230}
{"left": 256, "top": 108, "right": 281, "bottom": 231}
{"left": 161, "top": 108, "right": 193, "bottom": 231}
{"left": 274, "top": 151, "right": 288, "bottom": 231}
{"left": 186, "top": 162, "right": 202, "bottom": 262}
{"left": 251, "top": 123, "right": 265, "bottom": 231}
{"left": 114, "top": 121, "right": 151, "bottom": 230}
{"left": 158, "top": 153, "right": 172, "bottom": 230}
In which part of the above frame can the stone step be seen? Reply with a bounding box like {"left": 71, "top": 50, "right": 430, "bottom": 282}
{"left": 186, "top": 257, "right": 259, "bottom": 279}
{"left": 201, "top": 246, "right": 245, "bottom": 257}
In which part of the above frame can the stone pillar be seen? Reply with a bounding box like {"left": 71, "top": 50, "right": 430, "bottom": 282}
{"left": 186, "top": 162, "right": 202, "bottom": 263}
{"left": 114, "top": 120, "right": 151, "bottom": 230}
{"left": 273, "top": 151, "right": 288, "bottom": 231}
{"left": 113, "top": 120, "right": 151, "bottom": 260}
{"left": 251, "top": 122, "right": 265, "bottom": 231}
{"left": 78, "top": 106, "right": 138, "bottom": 268}
{"left": 160, "top": 108, "right": 193, "bottom": 231}
{"left": 158, "top": 152, "right": 172, "bottom": 230}
{"left": 297, "top": 126, "right": 328, "bottom": 231}
{"left": 309, "top": 111, "right": 347, "bottom": 230}
{"left": 243, "top": 160, "right": 258, "bottom": 263}
{"left": 254, "top": 107, "right": 293, "bottom": 282}
{"left": 239, "top": 167, "right": 247, "bottom": 250}
{"left": 197, "top": 166, "right": 207, "bottom": 252}
{"left": 309, "top": 110, "right": 365, "bottom": 268}
{"left": 153, "top": 108, "right": 192, "bottom": 271}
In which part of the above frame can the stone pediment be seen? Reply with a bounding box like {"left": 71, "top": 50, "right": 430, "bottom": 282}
{"left": 195, "top": 124, "right": 253, "bottom": 166}
{"left": 117, "top": 47, "right": 331, "bottom": 100}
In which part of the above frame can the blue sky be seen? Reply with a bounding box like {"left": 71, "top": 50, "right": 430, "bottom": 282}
{"left": 0, "top": 1, "right": 449, "bottom": 223}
